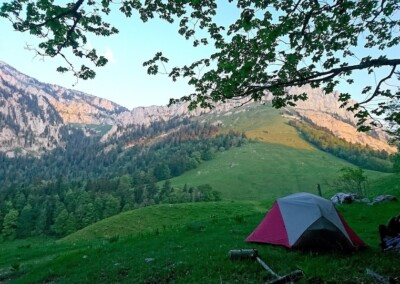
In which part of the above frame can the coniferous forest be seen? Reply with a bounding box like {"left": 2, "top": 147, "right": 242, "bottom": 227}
{"left": 0, "top": 118, "right": 247, "bottom": 239}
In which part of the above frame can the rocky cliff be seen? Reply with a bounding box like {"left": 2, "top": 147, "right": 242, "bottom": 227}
{"left": 0, "top": 61, "right": 127, "bottom": 125}
{"left": 283, "top": 86, "right": 396, "bottom": 153}
{"left": 0, "top": 61, "right": 129, "bottom": 155}
{"left": 0, "top": 73, "right": 63, "bottom": 156}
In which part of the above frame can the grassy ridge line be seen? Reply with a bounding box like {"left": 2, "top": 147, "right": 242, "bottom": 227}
{"left": 61, "top": 201, "right": 263, "bottom": 243}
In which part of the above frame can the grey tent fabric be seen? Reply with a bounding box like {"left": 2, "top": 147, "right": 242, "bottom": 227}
{"left": 277, "top": 193, "right": 351, "bottom": 247}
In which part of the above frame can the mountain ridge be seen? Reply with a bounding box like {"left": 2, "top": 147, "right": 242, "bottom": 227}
{"left": 0, "top": 60, "right": 396, "bottom": 156}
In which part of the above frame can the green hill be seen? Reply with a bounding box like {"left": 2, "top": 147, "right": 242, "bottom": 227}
{"left": 61, "top": 201, "right": 263, "bottom": 242}
{"left": 2, "top": 193, "right": 399, "bottom": 283}
{"left": 168, "top": 141, "right": 390, "bottom": 200}
{"left": 205, "top": 104, "right": 314, "bottom": 149}
{"left": 169, "top": 104, "right": 391, "bottom": 201}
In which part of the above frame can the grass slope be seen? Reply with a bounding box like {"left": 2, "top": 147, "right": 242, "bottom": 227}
{"left": 369, "top": 174, "right": 400, "bottom": 196}
{"left": 2, "top": 198, "right": 399, "bottom": 283}
{"left": 185, "top": 104, "right": 390, "bottom": 200}
{"left": 168, "top": 141, "right": 389, "bottom": 201}
{"left": 206, "top": 103, "right": 313, "bottom": 149}
{"left": 61, "top": 201, "right": 262, "bottom": 242}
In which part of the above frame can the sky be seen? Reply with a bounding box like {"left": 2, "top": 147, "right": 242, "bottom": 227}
{"left": 0, "top": 2, "right": 241, "bottom": 110}
{"left": 0, "top": 2, "right": 397, "bottom": 111}
{"left": 0, "top": 9, "right": 211, "bottom": 109}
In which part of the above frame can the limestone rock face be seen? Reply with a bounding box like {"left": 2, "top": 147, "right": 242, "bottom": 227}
{"left": 0, "top": 70, "right": 64, "bottom": 156}
{"left": 0, "top": 61, "right": 127, "bottom": 125}
{"left": 0, "top": 61, "right": 128, "bottom": 155}
{"left": 116, "top": 99, "right": 248, "bottom": 127}
{"left": 284, "top": 86, "right": 396, "bottom": 153}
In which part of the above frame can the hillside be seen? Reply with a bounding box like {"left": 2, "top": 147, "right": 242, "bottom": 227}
{"left": 170, "top": 104, "right": 392, "bottom": 200}
{"left": 61, "top": 201, "right": 262, "bottom": 242}
{"left": 167, "top": 141, "right": 389, "bottom": 201}
{"left": 62, "top": 174, "right": 400, "bottom": 243}
{"left": 1, "top": 183, "right": 399, "bottom": 283}
{"left": 202, "top": 103, "right": 313, "bottom": 150}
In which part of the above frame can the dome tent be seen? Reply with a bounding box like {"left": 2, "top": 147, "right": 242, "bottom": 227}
{"left": 246, "top": 192, "right": 365, "bottom": 250}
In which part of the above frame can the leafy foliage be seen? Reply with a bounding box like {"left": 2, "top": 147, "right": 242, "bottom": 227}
{"left": 334, "top": 167, "right": 369, "bottom": 198}
{"left": 1, "top": 0, "right": 399, "bottom": 136}
{"left": 385, "top": 93, "right": 400, "bottom": 142}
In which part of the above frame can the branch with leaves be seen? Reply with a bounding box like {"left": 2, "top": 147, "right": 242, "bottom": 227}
{"left": 1, "top": 0, "right": 399, "bottom": 139}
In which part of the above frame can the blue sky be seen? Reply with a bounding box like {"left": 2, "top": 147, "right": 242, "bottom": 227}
{"left": 0, "top": 10, "right": 215, "bottom": 109}
{"left": 0, "top": 3, "right": 397, "bottom": 110}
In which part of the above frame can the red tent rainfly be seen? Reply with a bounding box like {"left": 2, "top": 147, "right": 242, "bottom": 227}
{"left": 246, "top": 192, "right": 366, "bottom": 250}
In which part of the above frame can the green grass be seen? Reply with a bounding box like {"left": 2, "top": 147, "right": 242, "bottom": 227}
{"left": 61, "top": 201, "right": 262, "bottom": 242}
{"left": 369, "top": 174, "right": 400, "bottom": 196}
{"left": 1, "top": 199, "right": 399, "bottom": 283}
{"left": 206, "top": 103, "right": 313, "bottom": 149}
{"left": 168, "top": 141, "right": 389, "bottom": 200}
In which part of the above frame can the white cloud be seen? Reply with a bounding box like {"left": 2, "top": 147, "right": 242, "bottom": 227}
{"left": 104, "top": 47, "right": 116, "bottom": 64}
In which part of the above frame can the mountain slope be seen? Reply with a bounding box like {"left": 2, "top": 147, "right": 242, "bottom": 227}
{"left": 0, "top": 60, "right": 396, "bottom": 158}
{"left": 285, "top": 85, "right": 395, "bottom": 153}
{"left": 0, "top": 61, "right": 128, "bottom": 125}
{"left": 167, "top": 141, "right": 390, "bottom": 201}
{"left": 0, "top": 61, "right": 129, "bottom": 155}
{"left": 0, "top": 74, "right": 64, "bottom": 156}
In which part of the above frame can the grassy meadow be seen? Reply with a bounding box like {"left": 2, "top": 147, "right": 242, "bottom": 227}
{"left": 187, "top": 104, "right": 391, "bottom": 200}
{"left": 1, "top": 195, "right": 399, "bottom": 283}
{"left": 168, "top": 141, "right": 389, "bottom": 201}
{"left": 205, "top": 103, "right": 313, "bottom": 150}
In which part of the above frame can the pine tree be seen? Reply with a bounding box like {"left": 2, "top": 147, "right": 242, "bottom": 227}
{"left": 2, "top": 209, "right": 19, "bottom": 240}
{"left": 17, "top": 204, "right": 34, "bottom": 238}
{"left": 52, "top": 209, "right": 69, "bottom": 236}
{"left": 35, "top": 207, "right": 48, "bottom": 235}
{"left": 102, "top": 195, "right": 121, "bottom": 218}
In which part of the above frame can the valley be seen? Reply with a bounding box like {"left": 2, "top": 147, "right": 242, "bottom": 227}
{"left": 0, "top": 61, "right": 399, "bottom": 283}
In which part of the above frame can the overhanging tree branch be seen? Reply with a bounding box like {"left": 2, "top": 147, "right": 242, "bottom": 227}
{"left": 1, "top": 0, "right": 399, "bottom": 139}
{"left": 236, "top": 58, "right": 400, "bottom": 100}
{"left": 360, "top": 65, "right": 397, "bottom": 106}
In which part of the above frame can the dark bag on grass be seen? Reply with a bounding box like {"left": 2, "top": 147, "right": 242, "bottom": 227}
{"left": 379, "top": 215, "right": 400, "bottom": 252}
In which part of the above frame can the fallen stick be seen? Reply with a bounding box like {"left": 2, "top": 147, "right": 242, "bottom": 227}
{"left": 366, "top": 268, "right": 395, "bottom": 284}
{"left": 228, "top": 249, "right": 304, "bottom": 284}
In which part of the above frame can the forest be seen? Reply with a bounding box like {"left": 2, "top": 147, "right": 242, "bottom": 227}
{"left": 288, "top": 119, "right": 394, "bottom": 172}
{"left": 0, "top": 118, "right": 246, "bottom": 239}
